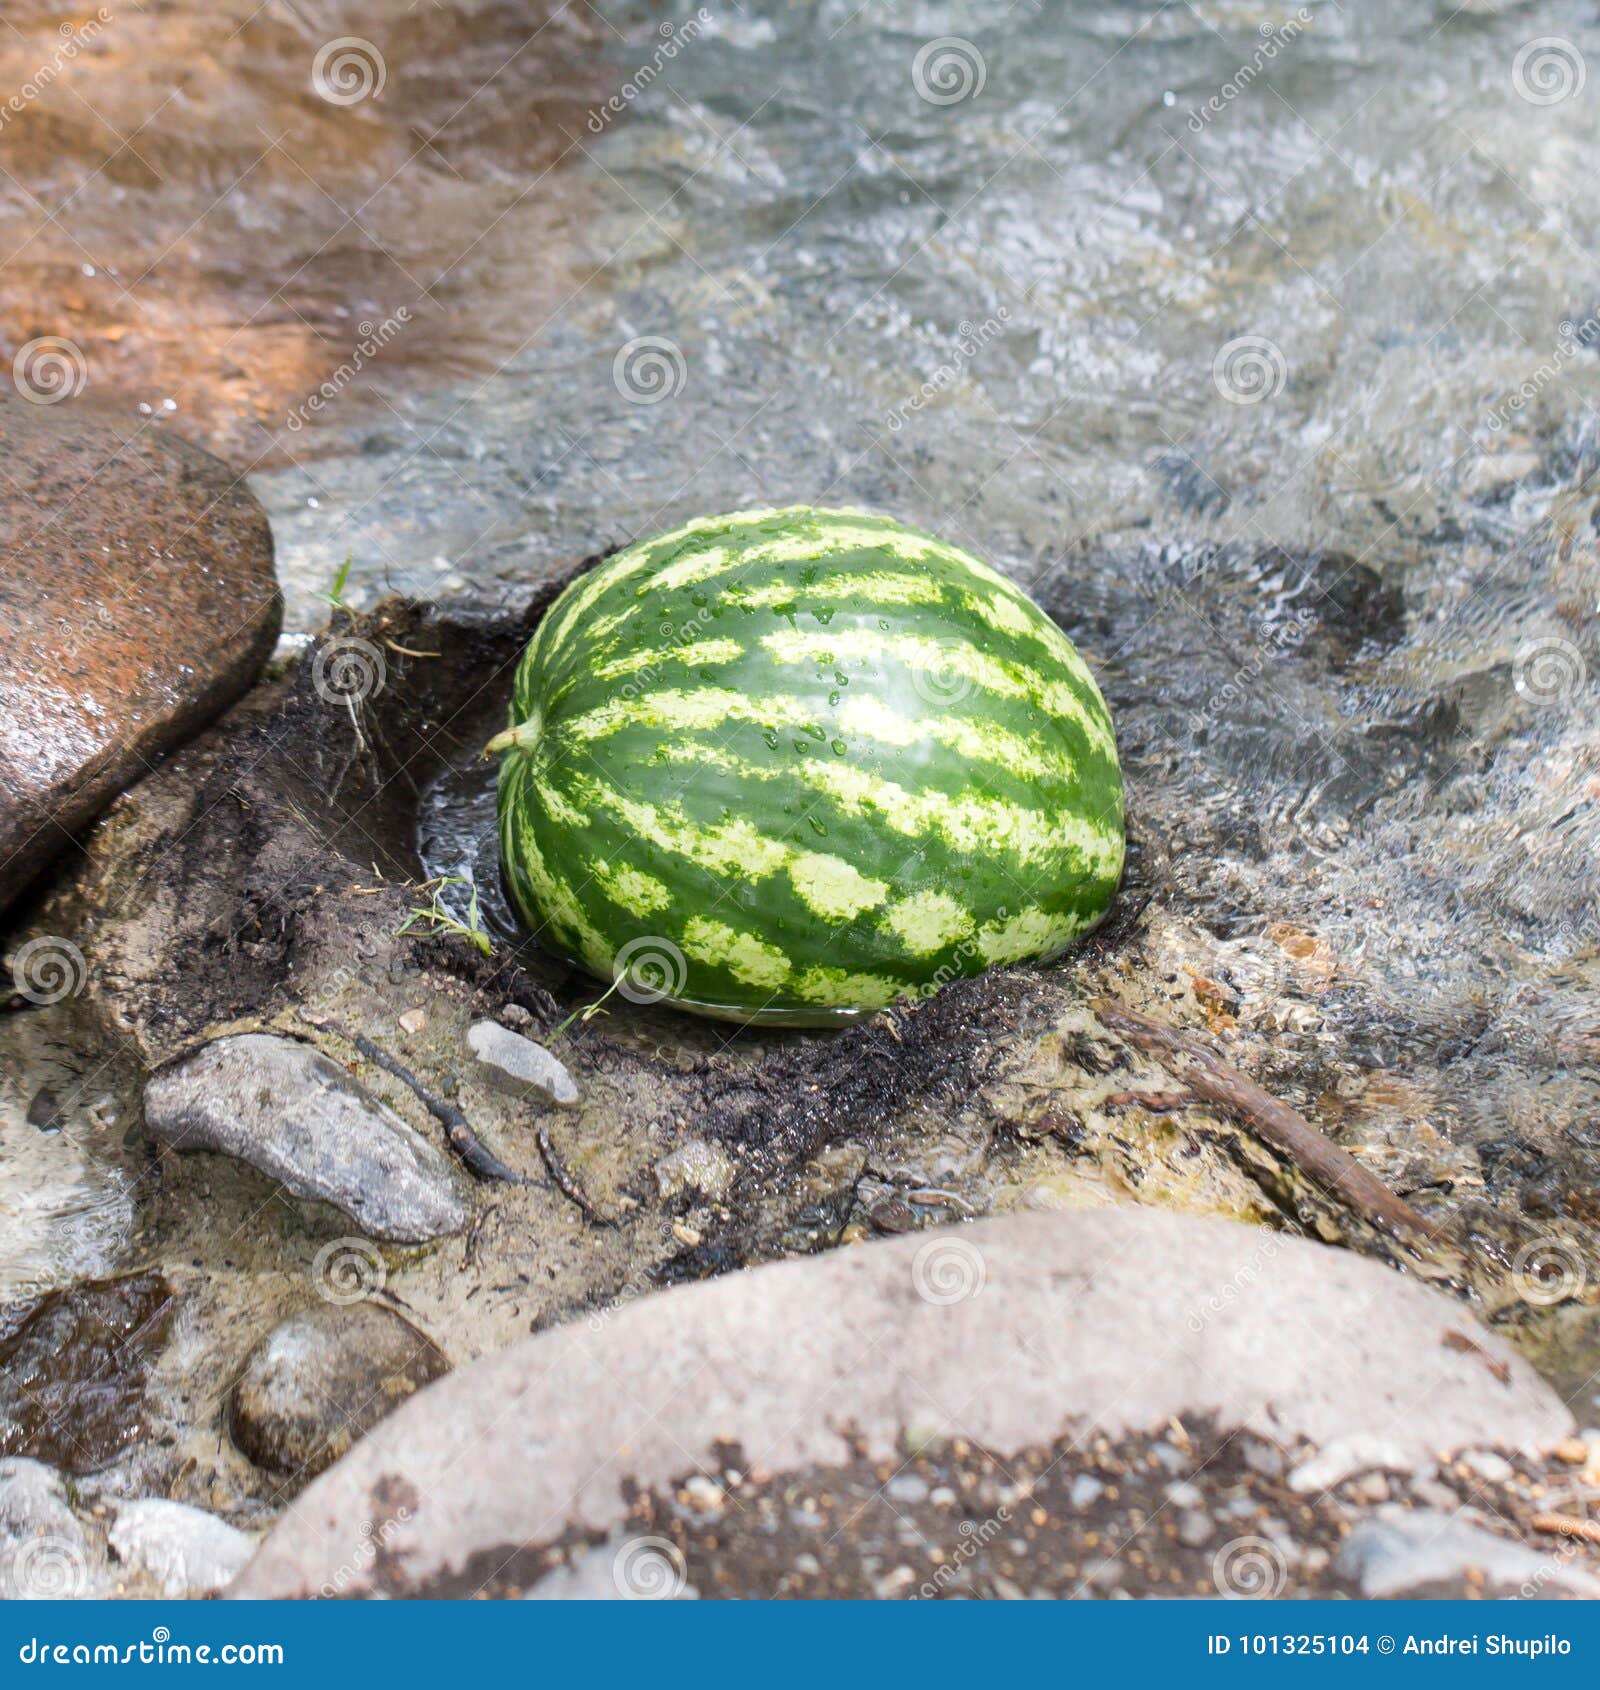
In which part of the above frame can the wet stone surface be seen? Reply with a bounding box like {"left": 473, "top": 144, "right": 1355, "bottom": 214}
{"left": 0, "top": 1272, "right": 174, "bottom": 1475}
{"left": 142, "top": 1034, "right": 468, "bottom": 1243}
{"left": 230, "top": 1303, "right": 451, "bottom": 1484}
{"left": 0, "top": 403, "right": 280, "bottom": 914}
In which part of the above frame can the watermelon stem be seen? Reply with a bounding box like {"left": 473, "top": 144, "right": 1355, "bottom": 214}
{"left": 483, "top": 718, "right": 542, "bottom": 758}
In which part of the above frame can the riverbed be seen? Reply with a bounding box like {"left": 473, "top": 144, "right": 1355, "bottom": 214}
{"left": 2, "top": 0, "right": 1598, "bottom": 1548}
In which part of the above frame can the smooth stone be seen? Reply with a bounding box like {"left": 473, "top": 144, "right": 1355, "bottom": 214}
{"left": 0, "top": 402, "right": 280, "bottom": 912}
{"left": 654, "top": 1140, "right": 735, "bottom": 1201}
{"left": 231, "top": 1209, "right": 1571, "bottom": 1599}
{"left": 1288, "top": 1433, "right": 1415, "bottom": 1494}
{"left": 466, "top": 1021, "right": 578, "bottom": 1106}
{"left": 0, "top": 1458, "right": 98, "bottom": 1600}
{"left": 143, "top": 1034, "right": 466, "bottom": 1242}
{"left": 230, "top": 1303, "right": 450, "bottom": 1481}
{"left": 1336, "top": 1508, "right": 1600, "bottom": 1598}
{"left": 107, "top": 1498, "right": 255, "bottom": 1598}
{"left": 1176, "top": 1510, "right": 1214, "bottom": 1548}
{"left": 1069, "top": 1475, "right": 1105, "bottom": 1510}
{"left": 1460, "top": 1449, "right": 1514, "bottom": 1485}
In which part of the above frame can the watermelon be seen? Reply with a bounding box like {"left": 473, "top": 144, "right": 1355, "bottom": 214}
{"left": 490, "top": 506, "right": 1122, "bottom": 1025}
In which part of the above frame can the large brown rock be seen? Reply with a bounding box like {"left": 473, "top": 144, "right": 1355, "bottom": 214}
{"left": 0, "top": 402, "right": 280, "bottom": 912}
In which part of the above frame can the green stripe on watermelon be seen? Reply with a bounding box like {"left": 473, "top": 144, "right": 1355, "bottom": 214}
{"left": 492, "top": 506, "right": 1123, "bottom": 1025}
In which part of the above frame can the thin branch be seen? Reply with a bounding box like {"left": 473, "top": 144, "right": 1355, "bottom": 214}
{"left": 537, "top": 1121, "right": 609, "bottom": 1225}
{"left": 324, "top": 1022, "right": 522, "bottom": 1185}
{"left": 1093, "top": 998, "right": 1432, "bottom": 1240}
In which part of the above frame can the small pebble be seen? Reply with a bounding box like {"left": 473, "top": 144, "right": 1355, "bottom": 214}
{"left": 1461, "top": 1450, "right": 1513, "bottom": 1486}
{"left": 682, "top": 1476, "right": 724, "bottom": 1515}
{"left": 654, "top": 1140, "right": 735, "bottom": 1202}
{"left": 1177, "top": 1510, "right": 1213, "bottom": 1548}
{"left": 874, "top": 1565, "right": 915, "bottom": 1598}
{"left": 1242, "top": 1441, "right": 1286, "bottom": 1480}
{"left": 466, "top": 1020, "right": 578, "bottom": 1106}
{"left": 1348, "top": 1472, "right": 1390, "bottom": 1505}
{"left": 1069, "top": 1475, "right": 1104, "bottom": 1510}
{"left": 885, "top": 1475, "right": 928, "bottom": 1504}
{"left": 398, "top": 1008, "right": 427, "bottom": 1036}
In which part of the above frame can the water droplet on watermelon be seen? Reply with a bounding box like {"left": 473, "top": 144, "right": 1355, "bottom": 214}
{"left": 803, "top": 723, "right": 826, "bottom": 740}
{"left": 763, "top": 730, "right": 781, "bottom": 750}
{"left": 809, "top": 817, "right": 828, "bottom": 836}
{"left": 827, "top": 689, "right": 840, "bottom": 706}
{"left": 815, "top": 607, "right": 835, "bottom": 625}
{"left": 691, "top": 593, "right": 708, "bottom": 607}
{"left": 831, "top": 739, "right": 846, "bottom": 755}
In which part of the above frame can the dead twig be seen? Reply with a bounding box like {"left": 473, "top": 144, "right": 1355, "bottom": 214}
{"left": 1530, "top": 1513, "right": 1600, "bottom": 1546}
{"left": 1102, "top": 1089, "right": 1194, "bottom": 1114}
{"left": 537, "top": 1121, "right": 609, "bottom": 1225}
{"left": 1093, "top": 997, "right": 1432, "bottom": 1240}
{"left": 326, "top": 1022, "right": 522, "bottom": 1184}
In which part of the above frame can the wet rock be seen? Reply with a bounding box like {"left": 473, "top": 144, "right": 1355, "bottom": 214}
{"left": 654, "top": 1140, "right": 735, "bottom": 1202}
{"left": 466, "top": 1021, "right": 578, "bottom": 1106}
{"left": 0, "top": 403, "right": 280, "bottom": 912}
{"left": 1336, "top": 1508, "right": 1600, "bottom": 1598}
{"left": 0, "top": 1272, "right": 173, "bottom": 1474}
{"left": 142, "top": 1034, "right": 467, "bottom": 1242}
{"left": 231, "top": 1209, "right": 1571, "bottom": 1599}
{"left": 229, "top": 1302, "right": 450, "bottom": 1481}
{"left": 0, "top": 1458, "right": 98, "bottom": 1599}
{"left": 107, "top": 1499, "right": 255, "bottom": 1597}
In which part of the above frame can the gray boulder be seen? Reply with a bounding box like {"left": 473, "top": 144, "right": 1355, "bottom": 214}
{"left": 143, "top": 1034, "right": 466, "bottom": 1242}
{"left": 231, "top": 1208, "right": 1570, "bottom": 1598}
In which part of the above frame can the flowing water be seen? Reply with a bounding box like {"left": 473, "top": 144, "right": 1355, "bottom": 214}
{"left": 4, "top": 1, "right": 1600, "bottom": 1412}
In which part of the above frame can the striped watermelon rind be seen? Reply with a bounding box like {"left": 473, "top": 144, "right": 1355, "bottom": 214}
{"left": 493, "top": 505, "right": 1123, "bottom": 1025}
